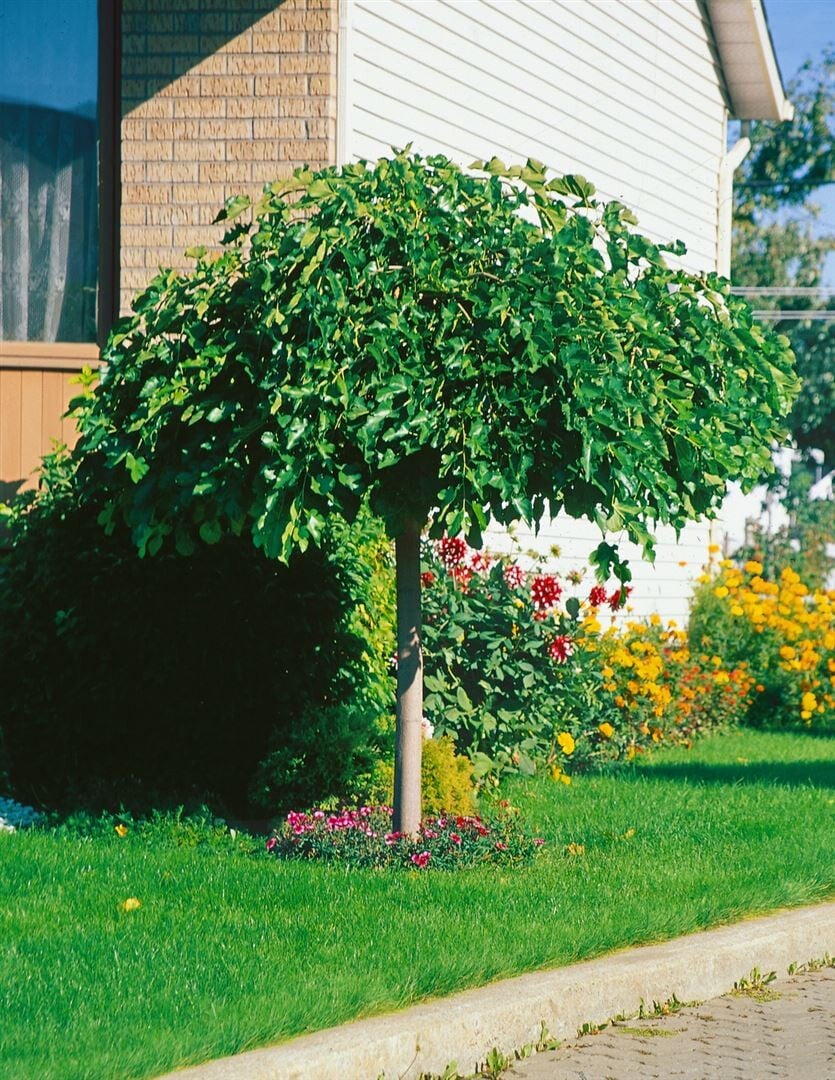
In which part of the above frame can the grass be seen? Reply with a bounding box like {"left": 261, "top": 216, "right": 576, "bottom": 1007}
{"left": 1, "top": 729, "right": 833, "bottom": 1079}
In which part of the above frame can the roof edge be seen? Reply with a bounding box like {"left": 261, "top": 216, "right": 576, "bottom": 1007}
{"left": 705, "top": 0, "right": 794, "bottom": 122}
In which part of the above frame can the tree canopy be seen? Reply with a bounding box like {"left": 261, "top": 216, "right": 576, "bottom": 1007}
{"left": 62, "top": 151, "right": 797, "bottom": 570}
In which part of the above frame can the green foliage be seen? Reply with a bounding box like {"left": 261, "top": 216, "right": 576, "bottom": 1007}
{"left": 733, "top": 47, "right": 835, "bottom": 466}
{"left": 0, "top": 498, "right": 392, "bottom": 813}
{"left": 267, "top": 804, "right": 542, "bottom": 871}
{"left": 352, "top": 736, "right": 475, "bottom": 816}
{"left": 55, "top": 150, "right": 796, "bottom": 570}
{"left": 421, "top": 539, "right": 616, "bottom": 778}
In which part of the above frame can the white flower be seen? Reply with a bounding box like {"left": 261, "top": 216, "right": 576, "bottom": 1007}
{"left": 421, "top": 717, "right": 434, "bottom": 740}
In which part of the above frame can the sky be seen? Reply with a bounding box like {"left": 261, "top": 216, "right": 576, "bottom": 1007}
{"left": 762, "top": 0, "right": 835, "bottom": 284}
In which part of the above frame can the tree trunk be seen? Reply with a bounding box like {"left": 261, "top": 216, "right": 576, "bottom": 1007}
{"left": 393, "top": 523, "right": 423, "bottom": 836}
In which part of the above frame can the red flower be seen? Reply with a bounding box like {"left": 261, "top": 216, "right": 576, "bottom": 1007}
{"left": 503, "top": 564, "right": 526, "bottom": 589}
{"left": 531, "top": 574, "right": 562, "bottom": 612}
{"left": 420, "top": 571, "right": 436, "bottom": 587}
{"left": 411, "top": 851, "right": 431, "bottom": 869}
{"left": 608, "top": 585, "right": 633, "bottom": 610}
{"left": 435, "top": 536, "right": 468, "bottom": 569}
{"left": 469, "top": 551, "right": 493, "bottom": 574}
{"left": 548, "top": 635, "right": 573, "bottom": 662}
{"left": 588, "top": 585, "right": 608, "bottom": 607}
{"left": 452, "top": 565, "right": 474, "bottom": 591}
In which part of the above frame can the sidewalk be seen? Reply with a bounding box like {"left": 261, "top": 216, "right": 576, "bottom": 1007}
{"left": 159, "top": 902, "right": 835, "bottom": 1080}
{"left": 509, "top": 966, "right": 835, "bottom": 1079}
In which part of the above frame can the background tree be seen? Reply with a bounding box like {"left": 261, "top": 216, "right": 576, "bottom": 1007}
{"left": 43, "top": 152, "right": 795, "bottom": 834}
{"left": 733, "top": 46, "right": 835, "bottom": 467}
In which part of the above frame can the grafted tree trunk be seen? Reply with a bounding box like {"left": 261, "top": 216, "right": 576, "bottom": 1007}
{"left": 393, "top": 523, "right": 423, "bottom": 836}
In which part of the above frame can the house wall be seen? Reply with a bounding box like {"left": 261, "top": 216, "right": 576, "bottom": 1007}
{"left": 342, "top": 0, "right": 729, "bottom": 621}
{"left": 120, "top": 0, "right": 339, "bottom": 314}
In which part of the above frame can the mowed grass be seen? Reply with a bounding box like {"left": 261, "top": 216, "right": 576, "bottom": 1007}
{"left": 2, "top": 729, "right": 833, "bottom": 1080}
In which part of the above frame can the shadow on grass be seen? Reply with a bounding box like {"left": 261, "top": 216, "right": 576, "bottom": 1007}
{"left": 640, "top": 760, "right": 835, "bottom": 789}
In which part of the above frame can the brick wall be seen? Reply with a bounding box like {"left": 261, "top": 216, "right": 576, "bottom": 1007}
{"left": 119, "top": 0, "right": 338, "bottom": 313}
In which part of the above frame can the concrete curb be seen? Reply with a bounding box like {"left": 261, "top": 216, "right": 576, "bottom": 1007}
{"left": 159, "top": 901, "right": 835, "bottom": 1080}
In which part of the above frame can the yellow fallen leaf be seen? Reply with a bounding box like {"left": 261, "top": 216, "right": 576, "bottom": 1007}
{"left": 114, "top": 824, "right": 128, "bottom": 838}
{"left": 120, "top": 897, "right": 141, "bottom": 913}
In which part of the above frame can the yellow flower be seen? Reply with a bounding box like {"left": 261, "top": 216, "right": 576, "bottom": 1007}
{"left": 731, "top": 605, "right": 744, "bottom": 616}
{"left": 744, "top": 560, "right": 763, "bottom": 575}
{"left": 114, "top": 824, "right": 128, "bottom": 838}
{"left": 713, "top": 586, "right": 729, "bottom": 599}
{"left": 623, "top": 827, "right": 636, "bottom": 840}
{"left": 557, "top": 732, "right": 576, "bottom": 755}
{"left": 708, "top": 544, "right": 720, "bottom": 554}
{"left": 598, "top": 722, "right": 615, "bottom": 739}
{"left": 566, "top": 842, "right": 585, "bottom": 856}
{"left": 779, "top": 645, "right": 796, "bottom": 660}
{"left": 120, "top": 897, "right": 141, "bottom": 913}
{"left": 602, "top": 665, "right": 614, "bottom": 678}
{"left": 801, "top": 692, "right": 817, "bottom": 713}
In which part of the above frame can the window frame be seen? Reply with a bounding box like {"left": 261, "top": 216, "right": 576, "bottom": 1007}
{"left": 0, "top": 0, "right": 120, "bottom": 363}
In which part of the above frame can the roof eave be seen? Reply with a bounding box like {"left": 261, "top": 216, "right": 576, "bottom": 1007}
{"left": 706, "top": 0, "right": 794, "bottom": 121}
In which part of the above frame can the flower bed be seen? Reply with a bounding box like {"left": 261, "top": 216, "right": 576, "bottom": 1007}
{"left": 266, "top": 804, "right": 544, "bottom": 869}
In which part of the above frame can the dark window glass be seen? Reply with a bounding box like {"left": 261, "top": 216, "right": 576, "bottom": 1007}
{"left": 0, "top": 0, "right": 99, "bottom": 343}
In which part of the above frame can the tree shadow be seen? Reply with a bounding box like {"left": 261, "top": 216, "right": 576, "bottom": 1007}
{"left": 641, "top": 759, "right": 835, "bottom": 790}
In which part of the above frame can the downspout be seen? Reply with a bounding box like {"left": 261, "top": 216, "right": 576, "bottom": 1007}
{"left": 717, "top": 120, "right": 751, "bottom": 279}
{"left": 336, "top": 0, "right": 353, "bottom": 165}
{"left": 711, "top": 121, "right": 751, "bottom": 556}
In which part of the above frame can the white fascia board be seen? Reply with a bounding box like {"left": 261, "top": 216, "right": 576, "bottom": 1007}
{"left": 706, "top": 0, "right": 794, "bottom": 121}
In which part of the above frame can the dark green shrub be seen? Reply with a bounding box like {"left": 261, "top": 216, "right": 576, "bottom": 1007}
{"left": 0, "top": 502, "right": 394, "bottom": 813}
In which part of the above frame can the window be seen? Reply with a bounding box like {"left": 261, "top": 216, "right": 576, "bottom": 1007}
{"left": 0, "top": 0, "right": 115, "bottom": 345}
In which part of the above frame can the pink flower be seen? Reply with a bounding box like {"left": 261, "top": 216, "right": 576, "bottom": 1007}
{"left": 265, "top": 837, "right": 278, "bottom": 852}
{"left": 450, "top": 832, "right": 462, "bottom": 846}
{"left": 384, "top": 831, "right": 401, "bottom": 846}
{"left": 548, "top": 635, "right": 573, "bottom": 662}
{"left": 533, "top": 838, "right": 545, "bottom": 846}
{"left": 495, "top": 841, "right": 508, "bottom": 851}
{"left": 411, "top": 851, "right": 431, "bottom": 869}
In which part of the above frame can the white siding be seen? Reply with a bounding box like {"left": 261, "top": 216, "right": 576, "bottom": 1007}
{"left": 343, "top": 0, "right": 729, "bottom": 620}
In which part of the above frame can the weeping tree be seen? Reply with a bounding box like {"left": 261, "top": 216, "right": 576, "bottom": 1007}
{"left": 62, "top": 151, "right": 796, "bottom": 834}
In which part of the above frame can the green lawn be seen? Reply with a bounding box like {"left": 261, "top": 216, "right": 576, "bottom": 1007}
{"left": 2, "top": 729, "right": 833, "bottom": 1080}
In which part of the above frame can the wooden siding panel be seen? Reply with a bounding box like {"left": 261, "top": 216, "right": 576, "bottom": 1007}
{"left": 20, "top": 370, "right": 44, "bottom": 486}
{"left": 0, "top": 369, "right": 23, "bottom": 487}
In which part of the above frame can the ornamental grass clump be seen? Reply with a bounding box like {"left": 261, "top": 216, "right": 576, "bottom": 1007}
{"left": 266, "top": 805, "right": 543, "bottom": 870}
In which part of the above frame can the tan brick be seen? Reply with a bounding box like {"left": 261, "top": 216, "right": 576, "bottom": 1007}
{"left": 122, "top": 78, "right": 148, "bottom": 101}
{"left": 267, "top": 30, "right": 304, "bottom": 52}
{"left": 254, "top": 75, "right": 308, "bottom": 96}
{"left": 145, "top": 248, "right": 184, "bottom": 270}
{"left": 173, "top": 183, "right": 226, "bottom": 205}
{"left": 199, "top": 118, "right": 252, "bottom": 140}
{"left": 122, "top": 117, "right": 146, "bottom": 140}
{"left": 123, "top": 54, "right": 174, "bottom": 78}
{"left": 279, "top": 139, "right": 330, "bottom": 162}
{"left": 140, "top": 139, "right": 176, "bottom": 161}
{"left": 250, "top": 161, "right": 296, "bottom": 183}
{"left": 226, "top": 53, "right": 278, "bottom": 75}
{"left": 121, "top": 203, "right": 147, "bottom": 224}
{"left": 278, "top": 97, "right": 331, "bottom": 118}
{"left": 199, "top": 75, "right": 254, "bottom": 97}
{"left": 121, "top": 32, "right": 148, "bottom": 54}
{"left": 281, "top": 9, "right": 332, "bottom": 32}
{"left": 135, "top": 97, "right": 175, "bottom": 118}
{"left": 309, "top": 74, "right": 336, "bottom": 97}
{"left": 174, "top": 140, "right": 226, "bottom": 162}
{"left": 306, "top": 31, "right": 336, "bottom": 53}
{"left": 147, "top": 12, "right": 174, "bottom": 33}
{"left": 121, "top": 159, "right": 145, "bottom": 181}
{"left": 156, "top": 75, "right": 202, "bottom": 98}
{"left": 123, "top": 183, "right": 173, "bottom": 205}
{"left": 202, "top": 32, "right": 250, "bottom": 54}
{"left": 146, "top": 118, "right": 191, "bottom": 139}
{"left": 122, "top": 141, "right": 151, "bottom": 162}
{"left": 150, "top": 32, "right": 199, "bottom": 54}
{"left": 190, "top": 52, "right": 228, "bottom": 76}
{"left": 304, "top": 118, "right": 333, "bottom": 139}
{"left": 308, "top": 0, "right": 336, "bottom": 8}
{"left": 251, "top": 118, "right": 302, "bottom": 140}
{"left": 171, "top": 11, "right": 201, "bottom": 34}
{"left": 228, "top": 140, "right": 280, "bottom": 161}
{"left": 281, "top": 54, "right": 332, "bottom": 75}
{"left": 148, "top": 162, "right": 200, "bottom": 183}
{"left": 121, "top": 247, "right": 147, "bottom": 269}
{"left": 147, "top": 205, "right": 175, "bottom": 225}
{"left": 228, "top": 96, "right": 277, "bottom": 118}
{"left": 122, "top": 268, "right": 153, "bottom": 290}
{"left": 175, "top": 226, "right": 224, "bottom": 247}
{"left": 124, "top": 225, "right": 174, "bottom": 248}
{"left": 173, "top": 97, "right": 225, "bottom": 118}
{"left": 200, "top": 161, "right": 251, "bottom": 183}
